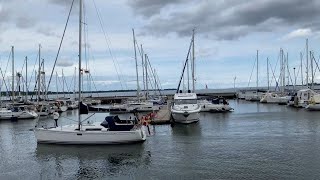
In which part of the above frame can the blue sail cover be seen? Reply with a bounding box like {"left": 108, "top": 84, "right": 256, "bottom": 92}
{"left": 101, "top": 116, "right": 134, "bottom": 131}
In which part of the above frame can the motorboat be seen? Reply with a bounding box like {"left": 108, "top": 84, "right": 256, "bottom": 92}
{"left": 66, "top": 100, "right": 78, "bottom": 110}
{"left": 305, "top": 94, "right": 320, "bottom": 111}
{"left": 199, "top": 98, "right": 233, "bottom": 112}
{"left": 171, "top": 93, "right": 201, "bottom": 124}
{"left": 291, "top": 89, "right": 317, "bottom": 108}
{"left": 0, "top": 105, "right": 38, "bottom": 120}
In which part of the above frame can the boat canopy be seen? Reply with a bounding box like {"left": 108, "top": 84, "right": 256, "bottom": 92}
{"left": 101, "top": 116, "right": 135, "bottom": 131}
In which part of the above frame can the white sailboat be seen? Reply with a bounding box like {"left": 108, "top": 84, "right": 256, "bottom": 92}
{"left": 260, "top": 92, "right": 291, "bottom": 104}
{"left": 0, "top": 46, "right": 38, "bottom": 120}
{"left": 260, "top": 49, "right": 291, "bottom": 104}
{"left": 0, "top": 105, "right": 38, "bottom": 120}
{"left": 171, "top": 30, "right": 201, "bottom": 124}
{"left": 34, "top": 0, "right": 146, "bottom": 144}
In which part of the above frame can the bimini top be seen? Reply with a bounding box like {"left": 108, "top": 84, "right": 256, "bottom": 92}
{"left": 174, "top": 93, "right": 197, "bottom": 100}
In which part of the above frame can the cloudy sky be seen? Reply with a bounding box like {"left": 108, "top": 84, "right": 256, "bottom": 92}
{"left": 0, "top": 0, "right": 319, "bottom": 92}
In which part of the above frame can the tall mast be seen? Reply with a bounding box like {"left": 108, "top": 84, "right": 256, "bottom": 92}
{"left": 62, "top": 69, "right": 65, "bottom": 98}
{"left": 256, "top": 50, "right": 258, "bottom": 91}
{"left": 192, "top": 29, "right": 195, "bottom": 92}
{"left": 145, "top": 54, "right": 148, "bottom": 100}
{"left": 141, "top": 44, "right": 145, "bottom": 95}
{"left": 154, "top": 68, "right": 157, "bottom": 96}
{"left": 11, "top": 46, "right": 15, "bottom": 101}
{"left": 300, "top": 52, "right": 304, "bottom": 86}
{"left": 56, "top": 71, "right": 58, "bottom": 99}
{"left": 132, "top": 29, "right": 140, "bottom": 101}
{"left": 74, "top": 67, "right": 76, "bottom": 99}
{"left": 37, "top": 44, "right": 41, "bottom": 103}
{"left": 42, "top": 59, "right": 46, "bottom": 100}
{"left": 280, "top": 49, "right": 283, "bottom": 92}
{"left": 187, "top": 51, "right": 190, "bottom": 91}
{"left": 267, "top": 57, "right": 269, "bottom": 90}
{"left": 287, "top": 52, "right": 289, "bottom": 86}
{"left": 281, "top": 49, "right": 286, "bottom": 93}
{"left": 78, "top": 0, "right": 83, "bottom": 130}
{"left": 25, "top": 56, "right": 28, "bottom": 102}
{"left": 310, "top": 51, "right": 314, "bottom": 90}
{"left": 306, "top": 38, "right": 309, "bottom": 88}
{"left": 182, "top": 61, "right": 185, "bottom": 92}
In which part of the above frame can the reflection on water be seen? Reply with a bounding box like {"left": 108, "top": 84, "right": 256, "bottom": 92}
{"left": 1, "top": 100, "right": 320, "bottom": 179}
{"left": 36, "top": 144, "right": 151, "bottom": 179}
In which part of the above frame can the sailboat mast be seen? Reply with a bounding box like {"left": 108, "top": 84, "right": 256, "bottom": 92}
{"left": 256, "top": 50, "right": 258, "bottom": 91}
{"left": 267, "top": 57, "right": 269, "bottom": 90}
{"left": 74, "top": 67, "right": 76, "bottom": 99}
{"left": 132, "top": 29, "right": 140, "bottom": 101}
{"left": 56, "top": 71, "right": 58, "bottom": 99}
{"left": 141, "top": 44, "right": 145, "bottom": 95}
{"left": 300, "top": 52, "right": 304, "bottom": 86}
{"left": 78, "top": 0, "right": 83, "bottom": 130}
{"left": 145, "top": 54, "right": 148, "bottom": 100}
{"left": 187, "top": 52, "right": 190, "bottom": 91}
{"left": 25, "top": 56, "right": 28, "bottom": 102}
{"left": 12, "top": 46, "right": 15, "bottom": 101}
{"left": 62, "top": 69, "right": 65, "bottom": 98}
{"left": 306, "top": 38, "right": 308, "bottom": 88}
{"left": 38, "top": 44, "right": 41, "bottom": 103}
{"left": 192, "top": 29, "right": 195, "bottom": 92}
{"left": 310, "top": 51, "right": 314, "bottom": 90}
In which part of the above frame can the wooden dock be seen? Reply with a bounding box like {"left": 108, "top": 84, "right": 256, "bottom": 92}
{"left": 150, "top": 103, "right": 171, "bottom": 125}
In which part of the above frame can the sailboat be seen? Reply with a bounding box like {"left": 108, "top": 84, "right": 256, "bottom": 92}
{"left": 171, "top": 30, "right": 201, "bottom": 124}
{"left": 0, "top": 46, "right": 38, "bottom": 120}
{"left": 34, "top": 0, "right": 146, "bottom": 144}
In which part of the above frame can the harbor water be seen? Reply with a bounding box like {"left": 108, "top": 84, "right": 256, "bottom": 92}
{"left": 1, "top": 100, "right": 320, "bottom": 179}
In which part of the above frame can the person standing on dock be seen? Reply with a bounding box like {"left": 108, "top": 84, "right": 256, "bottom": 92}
{"left": 53, "top": 111, "right": 60, "bottom": 127}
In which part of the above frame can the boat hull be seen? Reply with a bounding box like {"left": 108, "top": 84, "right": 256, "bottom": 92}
{"left": 306, "top": 104, "right": 320, "bottom": 111}
{"left": 0, "top": 111, "right": 38, "bottom": 120}
{"left": 34, "top": 127, "right": 146, "bottom": 144}
{"left": 171, "top": 111, "right": 200, "bottom": 124}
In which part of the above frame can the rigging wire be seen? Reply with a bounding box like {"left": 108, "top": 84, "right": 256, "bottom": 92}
{"left": 92, "top": 0, "right": 127, "bottom": 90}
{"left": 45, "top": 0, "right": 75, "bottom": 97}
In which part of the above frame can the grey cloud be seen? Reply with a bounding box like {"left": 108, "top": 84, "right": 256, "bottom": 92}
{"left": 128, "top": 0, "right": 184, "bottom": 17}
{"left": 48, "top": 0, "right": 74, "bottom": 7}
{"left": 128, "top": 0, "right": 320, "bottom": 40}
{"left": 15, "top": 16, "right": 36, "bottom": 29}
{"left": 37, "top": 27, "right": 58, "bottom": 37}
{"left": 0, "top": 1, "right": 36, "bottom": 29}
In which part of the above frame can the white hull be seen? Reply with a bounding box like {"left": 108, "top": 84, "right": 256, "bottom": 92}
{"left": 200, "top": 104, "right": 232, "bottom": 112}
{"left": 260, "top": 94, "right": 291, "bottom": 104}
{"left": 306, "top": 104, "right": 320, "bottom": 111}
{"left": 245, "top": 95, "right": 261, "bottom": 101}
{"left": 38, "top": 112, "right": 49, "bottom": 116}
{"left": 0, "top": 110, "right": 38, "bottom": 120}
{"left": 126, "top": 102, "right": 159, "bottom": 112}
{"left": 171, "top": 111, "right": 200, "bottom": 124}
{"left": 34, "top": 124, "right": 146, "bottom": 144}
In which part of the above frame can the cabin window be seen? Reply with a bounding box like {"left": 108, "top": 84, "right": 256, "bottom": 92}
{"left": 174, "top": 99, "right": 197, "bottom": 105}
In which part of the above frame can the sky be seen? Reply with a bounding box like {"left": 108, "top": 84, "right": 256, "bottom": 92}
{"left": 0, "top": 0, "right": 319, "bottom": 92}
